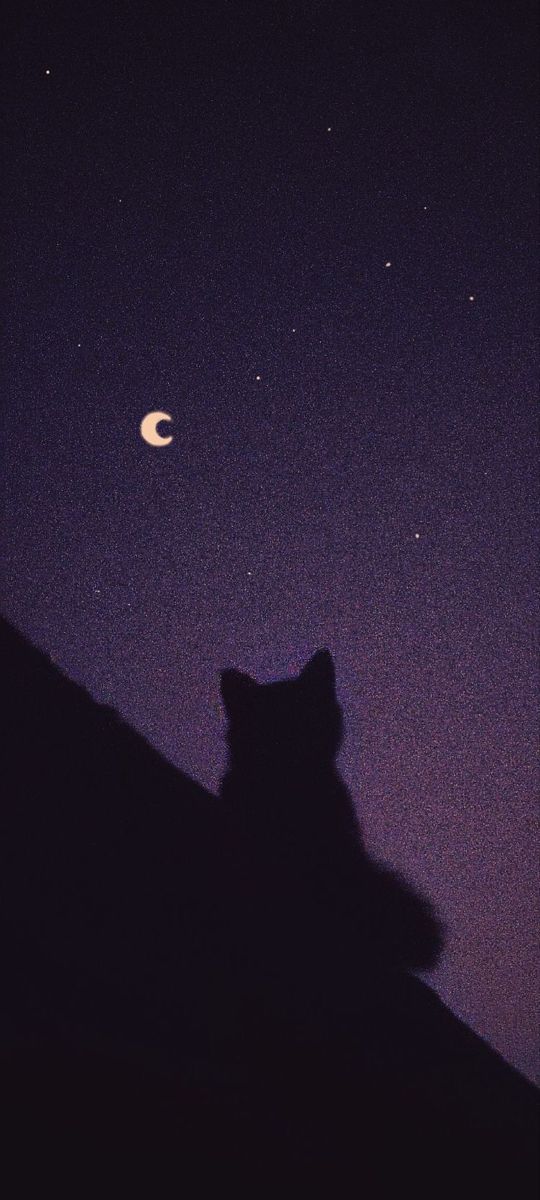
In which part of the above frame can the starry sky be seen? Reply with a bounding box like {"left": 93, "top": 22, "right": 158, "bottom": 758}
{"left": 3, "top": 0, "right": 538, "bottom": 1081}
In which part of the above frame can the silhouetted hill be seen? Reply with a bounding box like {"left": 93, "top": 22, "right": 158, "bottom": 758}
{"left": 0, "top": 616, "right": 237, "bottom": 1060}
{"left": 0, "top": 618, "right": 537, "bottom": 1196}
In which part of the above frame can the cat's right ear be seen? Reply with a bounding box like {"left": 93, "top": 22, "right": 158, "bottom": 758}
{"left": 220, "top": 668, "right": 257, "bottom": 713}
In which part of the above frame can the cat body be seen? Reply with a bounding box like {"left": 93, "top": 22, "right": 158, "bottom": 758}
{"left": 219, "top": 650, "right": 443, "bottom": 1026}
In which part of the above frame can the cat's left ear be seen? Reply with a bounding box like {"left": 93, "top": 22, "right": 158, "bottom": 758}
{"left": 220, "top": 667, "right": 257, "bottom": 712}
{"left": 299, "top": 649, "right": 336, "bottom": 695}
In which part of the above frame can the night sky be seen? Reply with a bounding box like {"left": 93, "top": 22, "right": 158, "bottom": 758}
{"left": 3, "top": 1, "right": 538, "bottom": 1081}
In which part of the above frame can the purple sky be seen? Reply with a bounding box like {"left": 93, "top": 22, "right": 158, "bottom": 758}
{"left": 3, "top": 0, "right": 538, "bottom": 1080}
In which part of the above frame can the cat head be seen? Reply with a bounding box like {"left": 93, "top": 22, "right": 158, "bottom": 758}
{"left": 220, "top": 650, "right": 343, "bottom": 772}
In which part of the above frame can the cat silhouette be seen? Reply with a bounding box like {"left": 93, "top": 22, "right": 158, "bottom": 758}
{"left": 219, "top": 649, "right": 444, "bottom": 1028}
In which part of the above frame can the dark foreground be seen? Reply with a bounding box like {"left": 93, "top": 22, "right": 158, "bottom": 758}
{"left": 1, "top": 618, "right": 537, "bottom": 1196}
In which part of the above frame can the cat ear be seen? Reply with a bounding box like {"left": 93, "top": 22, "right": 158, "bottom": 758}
{"left": 299, "top": 649, "right": 335, "bottom": 694}
{"left": 220, "top": 667, "right": 257, "bottom": 711}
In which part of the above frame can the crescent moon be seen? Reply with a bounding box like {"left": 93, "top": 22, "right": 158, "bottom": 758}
{"left": 140, "top": 411, "right": 173, "bottom": 446}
